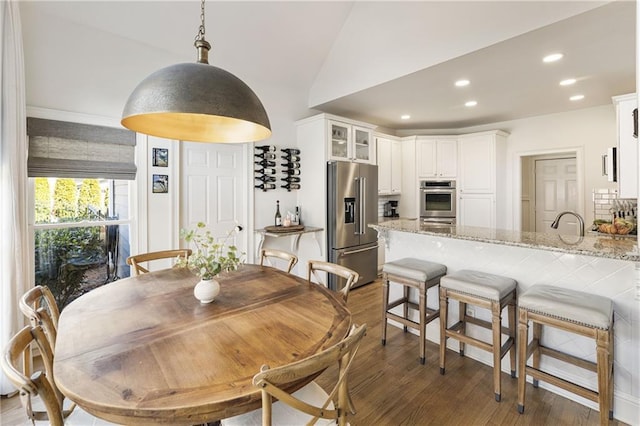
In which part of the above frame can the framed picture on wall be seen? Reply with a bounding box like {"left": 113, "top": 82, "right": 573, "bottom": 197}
{"left": 152, "top": 174, "right": 169, "bottom": 193}
{"left": 152, "top": 148, "right": 169, "bottom": 167}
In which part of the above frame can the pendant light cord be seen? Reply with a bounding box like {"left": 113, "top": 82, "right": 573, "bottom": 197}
{"left": 194, "top": 0, "right": 206, "bottom": 42}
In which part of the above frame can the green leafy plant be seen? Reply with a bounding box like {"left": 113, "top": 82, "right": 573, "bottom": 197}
{"left": 176, "top": 222, "right": 244, "bottom": 280}
{"left": 35, "top": 226, "right": 105, "bottom": 309}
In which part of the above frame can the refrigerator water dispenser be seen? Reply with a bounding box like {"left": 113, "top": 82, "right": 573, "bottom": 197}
{"left": 344, "top": 198, "right": 355, "bottom": 223}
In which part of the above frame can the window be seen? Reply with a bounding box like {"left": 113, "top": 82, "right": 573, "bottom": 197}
{"left": 31, "top": 177, "right": 132, "bottom": 309}
{"left": 27, "top": 117, "right": 136, "bottom": 309}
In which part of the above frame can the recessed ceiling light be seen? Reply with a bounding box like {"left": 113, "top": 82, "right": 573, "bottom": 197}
{"left": 570, "top": 94, "right": 585, "bottom": 101}
{"left": 560, "top": 78, "right": 576, "bottom": 86}
{"left": 543, "top": 53, "right": 563, "bottom": 63}
{"left": 455, "top": 79, "right": 470, "bottom": 87}
{"left": 465, "top": 100, "right": 477, "bottom": 107}
{"left": 401, "top": 114, "right": 411, "bottom": 120}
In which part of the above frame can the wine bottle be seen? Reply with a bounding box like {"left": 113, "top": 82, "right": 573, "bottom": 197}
{"left": 281, "top": 162, "right": 301, "bottom": 169}
{"left": 275, "top": 200, "right": 282, "bottom": 226}
{"left": 281, "top": 176, "right": 301, "bottom": 183}
{"left": 280, "top": 155, "right": 301, "bottom": 162}
{"left": 255, "top": 183, "right": 276, "bottom": 191}
{"left": 255, "top": 175, "right": 276, "bottom": 182}
{"left": 256, "top": 145, "right": 276, "bottom": 152}
{"left": 255, "top": 152, "right": 276, "bottom": 160}
{"left": 295, "top": 206, "right": 301, "bottom": 225}
{"left": 281, "top": 148, "right": 301, "bottom": 155}
{"left": 284, "top": 169, "right": 301, "bottom": 175}
{"left": 255, "top": 168, "right": 276, "bottom": 175}
{"left": 255, "top": 159, "right": 276, "bottom": 167}
{"left": 281, "top": 183, "right": 301, "bottom": 191}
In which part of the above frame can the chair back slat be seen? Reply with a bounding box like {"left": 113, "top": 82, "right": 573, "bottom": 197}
{"left": 260, "top": 249, "right": 298, "bottom": 273}
{"left": 307, "top": 260, "right": 360, "bottom": 302}
{"left": 20, "top": 285, "right": 60, "bottom": 349}
{"left": 126, "top": 249, "right": 192, "bottom": 276}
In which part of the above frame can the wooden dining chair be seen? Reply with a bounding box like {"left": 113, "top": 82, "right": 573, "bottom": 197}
{"left": 126, "top": 249, "right": 192, "bottom": 276}
{"left": 222, "top": 323, "right": 367, "bottom": 426}
{"left": 20, "top": 285, "right": 60, "bottom": 348}
{"left": 259, "top": 248, "right": 298, "bottom": 273}
{"left": 1, "top": 325, "right": 116, "bottom": 425}
{"left": 307, "top": 260, "right": 360, "bottom": 302}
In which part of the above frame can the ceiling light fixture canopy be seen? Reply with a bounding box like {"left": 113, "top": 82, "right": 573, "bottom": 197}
{"left": 121, "top": 0, "right": 271, "bottom": 143}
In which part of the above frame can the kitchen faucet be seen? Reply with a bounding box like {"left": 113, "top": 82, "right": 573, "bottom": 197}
{"left": 550, "top": 211, "right": 585, "bottom": 237}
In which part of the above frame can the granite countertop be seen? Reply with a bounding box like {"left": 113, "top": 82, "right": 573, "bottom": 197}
{"left": 371, "top": 219, "right": 640, "bottom": 262}
{"left": 378, "top": 216, "right": 409, "bottom": 223}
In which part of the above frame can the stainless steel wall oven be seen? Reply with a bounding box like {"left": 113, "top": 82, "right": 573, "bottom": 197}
{"left": 420, "top": 180, "right": 456, "bottom": 222}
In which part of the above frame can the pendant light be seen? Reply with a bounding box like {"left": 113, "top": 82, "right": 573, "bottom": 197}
{"left": 121, "top": 0, "right": 271, "bottom": 143}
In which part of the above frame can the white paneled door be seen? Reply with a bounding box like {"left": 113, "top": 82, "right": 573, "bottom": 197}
{"left": 180, "top": 142, "right": 247, "bottom": 254}
{"left": 534, "top": 157, "right": 577, "bottom": 234}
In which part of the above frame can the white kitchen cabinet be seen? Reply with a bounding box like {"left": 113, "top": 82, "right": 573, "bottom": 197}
{"left": 376, "top": 135, "right": 402, "bottom": 195}
{"left": 612, "top": 93, "right": 638, "bottom": 198}
{"left": 399, "top": 136, "right": 418, "bottom": 218}
{"left": 416, "top": 137, "right": 457, "bottom": 178}
{"left": 457, "top": 131, "right": 508, "bottom": 227}
{"left": 328, "top": 119, "right": 375, "bottom": 164}
{"left": 459, "top": 193, "right": 495, "bottom": 228}
{"left": 391, "top": 140, "right": 402, "bottom": 193}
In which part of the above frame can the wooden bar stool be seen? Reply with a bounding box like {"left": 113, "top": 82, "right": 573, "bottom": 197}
{"left": 517, "top": 285, "right": 614, "bottom": 424}
{"left": 439, "top": 270, "right": 517, "bottom": 402}
{"left": 381, "top": 258, "right": 446, "bottom": 364}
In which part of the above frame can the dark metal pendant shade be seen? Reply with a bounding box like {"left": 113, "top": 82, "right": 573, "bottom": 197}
{"left": 121, "top": 62, "right": 271, "bottom": 143}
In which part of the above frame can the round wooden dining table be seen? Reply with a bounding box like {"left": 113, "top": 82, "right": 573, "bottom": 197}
{"left": 53, "top": 264, "right": 352, "bottom": 425}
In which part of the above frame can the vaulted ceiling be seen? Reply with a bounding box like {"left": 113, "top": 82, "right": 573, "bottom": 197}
{"left": 19, "top": 1, "right": 635, "bottom": 131}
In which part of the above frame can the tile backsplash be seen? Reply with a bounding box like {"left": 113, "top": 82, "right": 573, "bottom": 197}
{"left": 593, "top": 188, "right": 637, "bottom": 221}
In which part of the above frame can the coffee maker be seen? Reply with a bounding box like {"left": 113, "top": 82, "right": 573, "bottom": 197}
{"left": 389, "top": 200, "right": 399, "bottom": 217}
{"left": 383, "top": 201, "right": 399, "bottom": 218}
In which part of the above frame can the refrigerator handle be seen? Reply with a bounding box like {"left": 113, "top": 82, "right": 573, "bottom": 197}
{"left": 339, "top": 244, "right": 378, "bottom": 257}
{"left": 360, "top": 177, "right": 366, "bottom": 235}
{"left": 354, "top": 177, "right": 360, "bottom": 235}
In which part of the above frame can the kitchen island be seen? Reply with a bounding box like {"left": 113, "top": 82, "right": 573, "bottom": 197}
{"left": 371, "top": 219, "right": 639, "bottom": 424}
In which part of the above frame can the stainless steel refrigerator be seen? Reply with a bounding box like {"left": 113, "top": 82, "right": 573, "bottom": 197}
{"left": 327, "top": 161, "right": 378, "bottom": 292}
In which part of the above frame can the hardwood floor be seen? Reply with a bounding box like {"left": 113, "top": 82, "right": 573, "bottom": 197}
{"left": 1, "top": 279, "right": 626, "bottom": 425}
{"left": 315, "top": 279, "right": 626, "bottom": 426}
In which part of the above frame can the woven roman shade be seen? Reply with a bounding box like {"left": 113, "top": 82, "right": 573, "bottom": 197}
{"left": 27, "top": 117, "right": 137, "bottom": 180}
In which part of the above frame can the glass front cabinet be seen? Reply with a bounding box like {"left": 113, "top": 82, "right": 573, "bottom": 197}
{"left": 328, "top": 120, "right": 374, "bottom": 164}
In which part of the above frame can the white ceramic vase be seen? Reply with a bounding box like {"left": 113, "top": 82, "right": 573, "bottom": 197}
{"left": 193, "top": 277, "right": 220, "bottom": 304}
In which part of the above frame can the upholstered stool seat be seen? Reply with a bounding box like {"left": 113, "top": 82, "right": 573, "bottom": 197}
{"left": 381, "top": 258, "right": 447, "bottom": 364}
{"left": 517, "top": 285, "right": 614, "bottom": 424}
{"left": 439, "top": 269, "right": 517, "bottom": 402}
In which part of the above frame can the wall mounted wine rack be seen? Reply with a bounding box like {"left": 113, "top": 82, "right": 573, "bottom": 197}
{"left": 254, "top": 146, "right": 301, "bottom": 192}
{"left": 254, "top": 145, "right": 277, "bottom": 191}
{"left": 280, "top": 148, "right": 301, "bottom": 191}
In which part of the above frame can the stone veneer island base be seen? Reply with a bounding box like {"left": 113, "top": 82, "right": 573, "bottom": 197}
{"left": 371, "top": 219, "right": 640, "bottom": 424}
